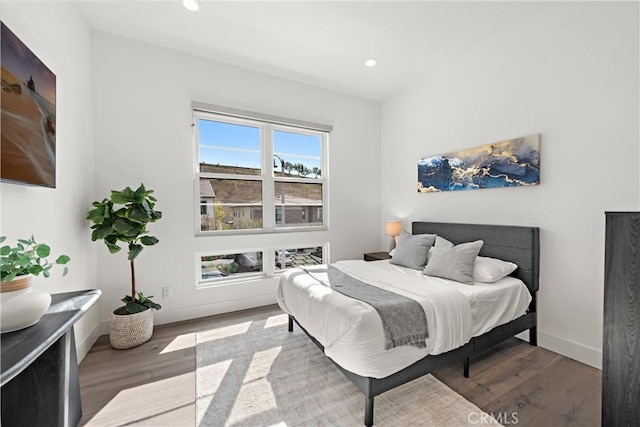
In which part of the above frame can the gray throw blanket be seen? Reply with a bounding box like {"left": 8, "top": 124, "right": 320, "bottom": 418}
{"left": 304, "top": 265, "right": 429, "bottom": 350}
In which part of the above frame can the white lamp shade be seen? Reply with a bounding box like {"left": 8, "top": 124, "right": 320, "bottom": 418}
{"left": 384, "top": 220, "right": 402, "bottom": 237}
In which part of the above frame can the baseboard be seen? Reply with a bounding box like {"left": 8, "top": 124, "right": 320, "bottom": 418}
{"left": 76, "top": 322, "right": 101, "bottom": 363}
{"left": 516, "top": 329, "right": 602, "bottom": 369}
{"left": 165, "top": 293, "right": 277, "bottom": 325}
{"left": 96, "top": 292, "right": 277, "bottom": 338}
{"left": 99, "top": 319, "right": 111, "bottom": 337}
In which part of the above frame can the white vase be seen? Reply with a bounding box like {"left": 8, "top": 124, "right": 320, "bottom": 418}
{"left": 0, "top": 275, "right": 52, "bottom": 333}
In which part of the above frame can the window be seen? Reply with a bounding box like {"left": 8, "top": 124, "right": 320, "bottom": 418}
{"left": 275, "top": 246, "right": 323, "bottom": 270}
{"left": 198, "top": 245, "right": 327, "bottom": 285}
{"left": 200, "top": 252, "right": 263, "bottom": 282}
{"left": 194, "top": 108, "right": 328, "bottom": 234}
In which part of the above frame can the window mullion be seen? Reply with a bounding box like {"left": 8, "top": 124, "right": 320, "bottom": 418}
{"left": 322, "top": 132, "right": 329, "bottom": 229}
{"left": 262, "top": 124, "right": 275, "bottom": 232}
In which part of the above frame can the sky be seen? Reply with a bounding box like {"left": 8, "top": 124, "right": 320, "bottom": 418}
{"left": 198, "top": 119, "right": 322, "bottom": 172}
{"left": 1, "top": 22, "right": 56, "bottom": 105}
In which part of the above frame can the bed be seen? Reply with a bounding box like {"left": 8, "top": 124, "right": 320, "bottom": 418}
{"left": 277, "top": 221, "right": 539, "bottom": 426}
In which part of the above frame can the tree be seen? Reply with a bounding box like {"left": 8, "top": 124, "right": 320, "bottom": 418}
{"left": 283, "top": 162, "right": 294, "bottom": 176}
{"left": 214, "top": 201, "right": 226, "bottom": 230}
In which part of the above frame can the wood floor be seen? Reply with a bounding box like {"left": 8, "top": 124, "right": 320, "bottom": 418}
{"left": 78, "top": 305, "right": 601, "bottom": 426}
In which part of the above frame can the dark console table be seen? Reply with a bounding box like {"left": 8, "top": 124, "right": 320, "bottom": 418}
{"left": 1, "top": 289, "right": 101, "bottom": 427}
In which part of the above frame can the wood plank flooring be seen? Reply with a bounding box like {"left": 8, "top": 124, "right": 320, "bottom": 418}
{"left": 78, "top": 305, "right": 601, "bottom": 426}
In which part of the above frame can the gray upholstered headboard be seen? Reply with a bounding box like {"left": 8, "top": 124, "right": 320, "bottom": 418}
{"left": 412, "top": 221, "right": 540, "bottom": 295}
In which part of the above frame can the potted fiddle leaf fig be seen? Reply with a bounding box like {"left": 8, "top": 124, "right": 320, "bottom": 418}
{"left": 86, "top": 184, "right": 162, "bottom": 349}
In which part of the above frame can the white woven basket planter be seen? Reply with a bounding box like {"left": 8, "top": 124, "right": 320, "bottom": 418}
{"left": 110, "top": 307, "right": 154, "bottom": 350}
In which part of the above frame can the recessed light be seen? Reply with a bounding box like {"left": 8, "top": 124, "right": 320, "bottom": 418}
{"left": 364, "top": 58, "right": 377, "bottom": 67}
{"left": 183, "top": 0, "right": 200, "bottom": 12}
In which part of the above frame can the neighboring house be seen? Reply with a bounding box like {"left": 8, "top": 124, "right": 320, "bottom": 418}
{"left": 199, "top": 180, "right": 216, "bottom": 217}
{"left": 230, "top": 194, "right": 322, "bottom": 227}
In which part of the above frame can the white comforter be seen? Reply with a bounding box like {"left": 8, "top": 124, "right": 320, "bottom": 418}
{"left": 277, "top": 260, "right": 531, "bottom": 379}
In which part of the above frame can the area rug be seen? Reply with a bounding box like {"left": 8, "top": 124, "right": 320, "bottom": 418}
{"left": 196, "top": 313, "right": 501, "bottom": 426}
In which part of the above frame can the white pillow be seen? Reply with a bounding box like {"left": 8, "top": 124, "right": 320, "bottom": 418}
{"left": 472, "top": 256, "right": 518, "bottom": 283}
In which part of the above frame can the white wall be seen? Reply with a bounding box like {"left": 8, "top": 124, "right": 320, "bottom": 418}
{"left": 91, "top": 32, "right": 381, "bottom": 331}
{"left": 380, "top": 2, "right": 639, "bottom": 368}
{"left": 0, "top": 3, "right": 98, "bottom": 360}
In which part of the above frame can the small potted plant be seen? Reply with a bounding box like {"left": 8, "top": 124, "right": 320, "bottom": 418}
{"left": 86, "top": 184, "right": 162, "bottom": 349}
{"left": 0, "top": 236, "right": 70, "bottom": 333}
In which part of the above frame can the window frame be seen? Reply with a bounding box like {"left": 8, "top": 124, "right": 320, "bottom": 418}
{"left": 193, "top": 109, "right": 329, "bottom": 237}
{"left": 196, "top": 242, "right": 329, "bottom": 288}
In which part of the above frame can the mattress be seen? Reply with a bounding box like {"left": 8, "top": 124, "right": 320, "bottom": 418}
{"left": 277, "top": 259, "right": 532, "bottom": 379}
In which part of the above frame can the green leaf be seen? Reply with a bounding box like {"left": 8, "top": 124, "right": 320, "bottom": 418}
{"left": 63, "top": 266, "right": 69, "bottom": 277}
{"left": 92, "top": 225, "right": 114, "bottom": 242}
{"left": 125, "top": 301, "right": 148, "bottom": 314}
{"left": 111, "top": 188, "right": 134, "bottom": 204}
{"left": 86, "top": 208, "right": 106, "bottom": 224}
{"left": 43, "top": 269, "right": 50, "bottom": 278}
{"left": 29, "top": 264, "right": 44, "bottom": 275}
{"left": 140, "top": 236, "right": 159, "bottom": 246}
{"left": 137, "top": 292, "right": 147, "bottom": 304}
{"left": 56, "top": 255, "right": 71, "bottom": 265}
{"left": 133, "top": 184, "right": 148, "bottom": 203}
{"left": 105, "top": 235, "right": 118, "bottom": 244}
{"left": 0, "top": 246, "right": 10, "bottom": 256}
{"left": 145, "top": 301, "right": 162, "bottom": 310}
{"left": 0, "top": 236, "right": 5, "bottom": 244}
{"left": 129, "top": 205, "right": 151, "bottom": 223}
{"left": 113, "top": 218, "right": 142, "bottom": 237}
{"left": 105, "top": 242, "right": 121, "bottom": 254}
{"left": 17, "top": 254, "right": 31, "bottom": 267}
{"left": 128, "top": 244, "right": 143, "bottom": 261}
{"left": 2, "top": 272, "right": 17, "bottom": 281}
{"left": 35, "top": 244, "right": 51, "bottom": 258}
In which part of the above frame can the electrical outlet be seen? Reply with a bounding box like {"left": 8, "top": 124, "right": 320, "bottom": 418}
{"left": 162, "top": 286, "right": 172, "bottom": 298}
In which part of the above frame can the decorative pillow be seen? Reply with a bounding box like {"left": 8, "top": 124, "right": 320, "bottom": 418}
{"left": 473, "top": 256, "right": 518, "bottom": 283}
{"left": 389, "top": 231, "right": 436, "bottom": 270}
{"left": 422, "top": 237, "right": 484, "bottom": 284}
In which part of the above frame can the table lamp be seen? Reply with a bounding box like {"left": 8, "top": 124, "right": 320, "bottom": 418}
{"left": 384, "top": 220, "right": 402, "bottom": 251}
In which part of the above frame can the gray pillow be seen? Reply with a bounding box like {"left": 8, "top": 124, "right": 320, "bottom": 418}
{"left": 423, "top": 237, "right": 484, "bottom": 284}
{"left": 389, "top": 231, "right": 436, "bottom": 270}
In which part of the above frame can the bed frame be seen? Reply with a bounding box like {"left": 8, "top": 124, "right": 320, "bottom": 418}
{"left": 287, "top": 221, "right": 540, "bottom": 426}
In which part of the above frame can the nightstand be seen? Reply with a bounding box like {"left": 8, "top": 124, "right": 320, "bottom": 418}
{"left": 363, "top": 252, "right": 391, "bottom": 261}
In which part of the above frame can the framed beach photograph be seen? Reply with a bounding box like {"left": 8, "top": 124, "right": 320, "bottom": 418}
{"left": 1, "top": 21, "right": 57, "bottom": 188}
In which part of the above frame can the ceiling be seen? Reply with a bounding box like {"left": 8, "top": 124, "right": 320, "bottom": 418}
{"left": 78, "top": 1, "right": 550, "bottom": 101}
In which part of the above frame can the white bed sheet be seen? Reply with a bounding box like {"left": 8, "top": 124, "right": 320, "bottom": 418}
{"left": 277, "top": 259, "right": 531, "bottom": 379}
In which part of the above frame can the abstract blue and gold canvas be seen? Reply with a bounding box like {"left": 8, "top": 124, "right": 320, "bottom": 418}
{"left": 417, "top": 134, "right": 540, "bottom": 193}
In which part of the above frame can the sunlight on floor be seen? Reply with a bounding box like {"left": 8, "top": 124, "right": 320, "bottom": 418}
{"left": 197, "top": 321, "right": 252, "bottom": 343}
{"left": 264, "top": 314, "right": 288, "bottom": 329}
{"left": 84, "top": 372, "right": 194, "bottom": 427}
{"left": 197, "top": 359, "right": 233, "bottom": 398}
{"left": 159, "top": 332, "right": 195, "bottom": 354}
{"left": 228, "top": 346, "right": 282, "bottom": 425}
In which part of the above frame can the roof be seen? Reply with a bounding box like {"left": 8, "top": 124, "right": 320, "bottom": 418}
{"left": 199, "top": 180, "right": 216, "bottom": 198}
